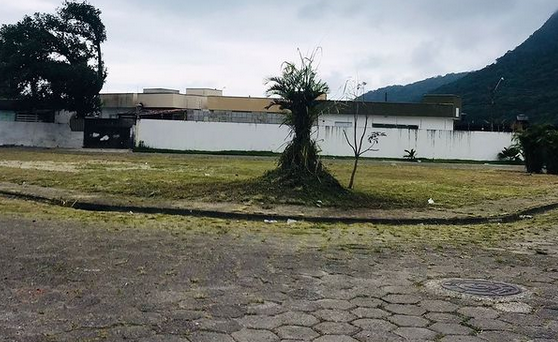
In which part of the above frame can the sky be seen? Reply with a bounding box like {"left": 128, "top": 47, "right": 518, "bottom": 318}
{"left": 1, "top": 0, "right": 557, "bottom": 98}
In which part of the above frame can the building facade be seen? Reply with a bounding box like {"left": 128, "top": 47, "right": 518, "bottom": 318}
{"left": 100, "top": 89, "right": 462, "bottom": 130}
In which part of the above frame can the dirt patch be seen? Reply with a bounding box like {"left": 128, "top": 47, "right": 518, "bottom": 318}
{"left": 0, "top": 160, "right": 81, "bottom": 173}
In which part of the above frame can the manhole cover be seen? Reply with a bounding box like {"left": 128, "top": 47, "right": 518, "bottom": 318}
{"left": 441, "top": 279, "right": 522, "bottom": 297}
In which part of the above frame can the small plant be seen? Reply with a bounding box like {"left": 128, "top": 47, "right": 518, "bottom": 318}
{"left": 403, "top": 149, "right": 418, "bottom": 161}
{"left": 497, "top": 146, "right": 522, "bottom": 162}
{"left": 339, "top": 79, "right": 386, "bottom": 189}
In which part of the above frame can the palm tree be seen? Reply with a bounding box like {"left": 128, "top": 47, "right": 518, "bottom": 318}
{"left": 265, "top": 53, "right": 330, "bottom": 182}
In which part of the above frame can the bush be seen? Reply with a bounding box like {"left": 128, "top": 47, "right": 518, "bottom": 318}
{"left": 497, "top": 146, "right": 522, "bottom": 162}
{"left": 545, "top": 130, "right": 558, "bottom": 174}
{"left": 515, "top": 125, "right": 558, "bottom": 174}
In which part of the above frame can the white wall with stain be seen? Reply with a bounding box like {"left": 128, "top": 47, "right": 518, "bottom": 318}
{"left": 136, "top": 119, "right": 514, "bottom": 161}
{"left": 0, "top": 122, "right": 83, "bottom": 148}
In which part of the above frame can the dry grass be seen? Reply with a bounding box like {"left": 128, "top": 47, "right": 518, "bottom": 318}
{"left": 0, "top": 148, "right": 557, "bottom": 209}
{"left": 0, "top": 195, "right": 556, "bottom": 252}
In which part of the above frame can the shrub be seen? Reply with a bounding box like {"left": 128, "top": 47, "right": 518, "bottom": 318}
{"left": 515, "top": 125, "right": 558, "bottom": 174}
{"left": 403, "top": 149, "right": 418, "bottom": 161}
{"left": 497, "top": 146, "right": 522, "bottom": 162}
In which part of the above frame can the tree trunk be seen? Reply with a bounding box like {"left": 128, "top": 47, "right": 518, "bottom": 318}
{"left": 348, "top": 156, "right": 359, "bottom": 189}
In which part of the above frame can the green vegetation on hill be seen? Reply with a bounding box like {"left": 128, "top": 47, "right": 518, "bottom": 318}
{"left": 434, "top": 11, "right": 558, "bottom": 124}
{"left": 361, "top": 73, "right": 468, "bottom": 103}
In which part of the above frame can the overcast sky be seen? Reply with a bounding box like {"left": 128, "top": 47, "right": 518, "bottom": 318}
{"left": 1, "top": 0, "right": 557, "bottom": 98}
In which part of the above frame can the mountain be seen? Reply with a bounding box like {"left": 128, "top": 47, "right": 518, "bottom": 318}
{"left": 433, "top": 11, "right": 558, "bottom": 124}
{"left": 361, "top": 73, "right": 468, "bottom": 103}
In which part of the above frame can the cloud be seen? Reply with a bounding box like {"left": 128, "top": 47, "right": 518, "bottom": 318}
{"left": 1, "top": 0, "right": 557, "bottom": 96}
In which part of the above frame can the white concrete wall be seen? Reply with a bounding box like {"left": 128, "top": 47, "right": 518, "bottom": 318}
{"left": 136, "top": 119, "right": 292, "bottom": 152}
{"left": 317, "top": 126, "right": 513, "bottom": 161}
{"left": 0, "top": 122, "right": 83, "bottom": 148}
{"left": 136, "top": 119, "right": 514, "bottom": 161}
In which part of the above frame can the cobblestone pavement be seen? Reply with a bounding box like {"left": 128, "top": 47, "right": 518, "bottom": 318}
{"left": 0, "top": 212, "right": 557, "bottom": 342}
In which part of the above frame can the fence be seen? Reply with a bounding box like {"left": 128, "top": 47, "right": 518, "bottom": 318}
{"left": 136, "top": 119, "right": 514, "bottom": 161}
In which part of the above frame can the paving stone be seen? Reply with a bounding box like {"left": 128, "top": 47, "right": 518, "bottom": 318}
{"left": 313, "top": 309, "right": 357, "bottom": 323}
{"left": 352, "top": 318, "right": 397, "bottom": 331}
{"left": 346, "top": 286, "right": 388, "bottom": 299}
{"left": 319, "top": 289, "right": 359, "bottom": 300}
{"left": 157, "top": 318, "right": 197, "bottom": 335}
{"left": 439, "top": 336, "right": 485, "bottom": 342}
{"left": 316, "top": 299, "right": 355, "bottom": 310}
{"left": 429, "top": 322, "right": 474, "bottom": 335}
{"left": 384, "top": 304, "right": 427, "bottom": 316}
{"left": 388, "top": 315, "right": 430, "bottom": 327}
{"left": 458, "top": 306, "right": 499, "bottom": 319}
{"left": 107, "top": 326, "right": 154, "bottom": 339}
{"left": 314, "top": 322, "right": 359, "bottom": 335}
{"left": 282, "top": 300, "right": 320, "bottom": 312}
{"left": 499, "top": 313, "right": 545, "bottom": 326}
{"left": 477, "top": 331, "right": 530, "bottom": 341}
{"left": 275, "top": 311, "right": 319, "bottom": 327}
{"left": 351, "top": 307, "right": 390, "bottom": 319}
{"left": 548, "top": 320, "right": 558, "bottom": 331}
{"left": 383, "top": 295, "right": 421, "bottom": 304}
{"left": 188, "top": 331, "right": 235, "bottom": 342}
{"left": 194, "top": 318, "right": 242, "bottom": 334}
{"left": 420, "top": 300, "right": 459, "bottom": 313}
{"left": 537, "top": 308, "right": 558, "bottom": 320}
{"left": 275, "top": 326, "right": 318, "bottom": 340}
{"left": 353, "top": 330, "right": 405, "bottom": 342}
{"left": 169, "top": 310, "right": 205, "bottom": 321}
{"left": 393, "top": 327, "right": 437, "bottom": 340}
{"left": 349, "top": 297, "right": 383, "bottom": 308}
{"left": 382, "top": 286, "right": 418, "bottom": 294}
{"left": 247, "top": 302, "right": 286, "bottom": 316}
{"left": 138, "top": 335, "right": 191, "bottom": 342}
{"left": 468, "top": 318, "right": 513, "bottom": 331}
{"left": 516, "top": 325, "right": 558, "bottom": 340}
{"left": 208, "top": 304, "right": 246, "bottom": 318}
{"left": 425, "top": 312, "right": 463, "bottom": 323}
{"left": 313, "top": 335, "right": 359, "bottom": 342}
{"left": 493, "top": 302, "right": 533, "bottom": 313}
{"left": 231, "top": 328, "right": 279, "bottom": 342}
{"left": 236, "top": 315, "right": 280, "bottom": 329}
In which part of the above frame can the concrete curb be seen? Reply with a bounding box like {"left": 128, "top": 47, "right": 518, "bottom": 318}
{"left": 2, "top": 188, "right": 558, "bottom": 225}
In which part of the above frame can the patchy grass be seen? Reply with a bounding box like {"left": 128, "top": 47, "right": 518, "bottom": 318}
{"left": 0, "top": 196, "right": 556, "bottom": 252}
{"left": 0, "top": 148, "right": 557, "bottom": 209}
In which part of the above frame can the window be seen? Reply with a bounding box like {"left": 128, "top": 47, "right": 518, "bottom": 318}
{"left": 334, "top": 121, "right": 352, "bottom": 127}
{"left": 0, "top": 110, "right": 16, "bottom": 122}
{"left": 372, "top": 123, "right": 418, "bottom": 130}
{"left": 15, "top": 111, "right": 55, "bottom": 123}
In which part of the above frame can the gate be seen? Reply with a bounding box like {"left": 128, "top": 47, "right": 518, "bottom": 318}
{"left": 83, "top": 118, "right": 134, "bottom": 149}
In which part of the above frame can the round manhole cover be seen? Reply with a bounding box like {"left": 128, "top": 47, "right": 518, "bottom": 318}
{"left": 441, "top": 279, "right": 523, "bottom": 297}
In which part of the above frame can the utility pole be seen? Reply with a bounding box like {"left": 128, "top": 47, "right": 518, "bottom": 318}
{"left": 490, "top": 77, "right": 505, "bottom": 131}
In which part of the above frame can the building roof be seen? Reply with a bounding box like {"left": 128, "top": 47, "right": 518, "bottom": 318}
{"left": 320, "top": 100, "right": 459, "bottom": 118}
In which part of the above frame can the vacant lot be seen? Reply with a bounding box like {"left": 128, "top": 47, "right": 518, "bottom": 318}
{"left": 1, "top": 149, "right": 557, "bottom": 341}
{"left": 0, "top": 197, "right": 557, "bottom": 341}
{"left": 0, "top": 148, "right": 557, "bottom": 210}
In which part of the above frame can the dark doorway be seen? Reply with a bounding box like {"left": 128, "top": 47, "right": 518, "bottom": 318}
{"left": 83, "top": 118, "right": 134, "bottom": 149}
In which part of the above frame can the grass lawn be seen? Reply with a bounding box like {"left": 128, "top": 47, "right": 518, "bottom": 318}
{"left": 0, "top": 148, "right": 557, "bottom": 209}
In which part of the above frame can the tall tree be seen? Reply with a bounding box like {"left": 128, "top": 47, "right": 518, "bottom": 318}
{"left": 265, "top": 52, "right": 330, "bottom": 183}
{"left": 0, "top": 1, "right": 106, "bottom": 117}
